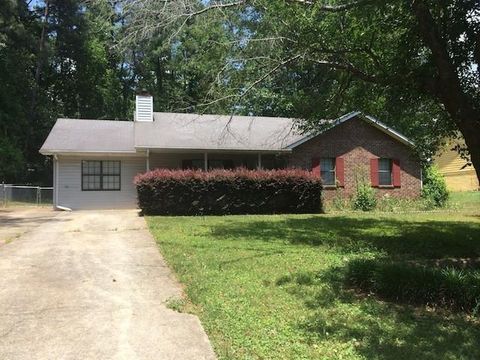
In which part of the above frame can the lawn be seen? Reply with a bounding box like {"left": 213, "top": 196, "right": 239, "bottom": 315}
{"left": 147, "top": 192, "right": 480, "bottom": 360}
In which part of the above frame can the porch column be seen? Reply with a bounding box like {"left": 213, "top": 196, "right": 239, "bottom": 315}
{"left": 257, "top": 153, "right": 262, "bottom": 170}
{"left": 146, "top": 149, "right": 150, "bottom": 171}
{"left": 204, "top": 152, "right": 208, "bottom": 171}
{"left": 53, "top": 155, "right": 59, "bottom": 209}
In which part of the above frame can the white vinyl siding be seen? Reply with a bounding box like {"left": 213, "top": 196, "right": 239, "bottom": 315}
{"left": 56, "top": 155, "right": 146, "bottom": 209}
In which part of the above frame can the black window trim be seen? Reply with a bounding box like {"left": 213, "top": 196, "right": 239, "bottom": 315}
{"left": 81, "top": 160, "right": 121, "bottom": 191}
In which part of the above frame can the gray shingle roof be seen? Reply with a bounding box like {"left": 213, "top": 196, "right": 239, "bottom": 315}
{"left": 40, "top": 119, "right": 136, "bottom": 154}
{"left": 39, "top": 111, "right": 414, "bottom": 155}
{"left": 135, "top": 113, "right": 302, "bottom": 151}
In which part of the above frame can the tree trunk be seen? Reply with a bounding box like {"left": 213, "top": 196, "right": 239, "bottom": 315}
{"left": 30, "top": 0, "right": 50, "bottom": 124}
{"left": 455, "top": 113, "right": 480, "bottom": 182}
{"left": 412, "top": 0, "right": 480, "bottom": 183}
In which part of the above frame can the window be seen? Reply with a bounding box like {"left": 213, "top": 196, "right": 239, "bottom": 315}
{"left": 378, "top": 158, "right": 392, "bottom": 186}
{"left": 320, "top": 158, "right": 336, "bottom": 186}
{"left": 182, "top": 159, "right": 204, "bottom": 170}
{"left": 209, "top": 159, "right": 234, "bottom": 170}
{"left": 182, "top": 159, "right": 234, "bottom": 170}
{"left": 82, "top": 160, "right": 120, "bottom": 191}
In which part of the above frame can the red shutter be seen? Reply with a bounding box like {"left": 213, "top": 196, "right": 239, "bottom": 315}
{"left": 336, "top": 157, "right": 345, "bottom": 187}
{"left": 392, "top": 159, "right": 401, "bottom": 187}
{"left": 370, "top": 158, "right": 379, "bottom": 187}
{"left": 311, "top": 158, "right": 320, "bottom": 177}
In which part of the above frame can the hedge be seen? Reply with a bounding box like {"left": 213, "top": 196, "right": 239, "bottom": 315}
{"left": 134, "top": 168, "right": 322, "bottom": 215}
{"left": 346, "top": 259, "right": 480, "bottom": 314}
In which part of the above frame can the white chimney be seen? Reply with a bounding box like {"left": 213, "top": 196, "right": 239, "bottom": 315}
{"left": 135, "top": 91, "right": 153, "bottom": 122}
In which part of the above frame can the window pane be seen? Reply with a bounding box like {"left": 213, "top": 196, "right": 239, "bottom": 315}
{"left": 320, "top": 158, "right": 334, "bottom": 172}
{"left": 320, "top": 158, "right": 335, "bottom": 185}
{"left": 321, "top": 171, "right": 335, "bottom": 185}
{"left": 379, "top": 158, "right": 392, "bottom": 172}
{"left": 208, "top": 160, "right": 225, "bottom": 170}
{"left": 102, "top": 161, "right": 120, "bottom": 175}
{"left": 191, "top": 159, "right": 204, "bottom": 170}
{"left": 83, "top": 175, "right": 101, "bottom": 190}
{"left": 379, "top": 172, "right": 392, "bottom": 185}
{"left": 102, "top": 175, "right": 120, "bottom": 190}
{"left": 82, "top": 161, "right": 101, "bottom": 175}
{"left": 378, "top": 158, "right": 392, "bottom": 185}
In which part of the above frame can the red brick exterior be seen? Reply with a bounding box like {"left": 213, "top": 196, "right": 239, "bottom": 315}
{"left": 287, "top": 116, "right": 422, "bottom": 201}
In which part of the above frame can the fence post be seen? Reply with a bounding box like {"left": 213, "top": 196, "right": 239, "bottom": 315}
{"left": 2, "top": 183, "right": 5, "bottom": 208}
{"left": 36, "top": 187, "right": 41, "bottom": 206}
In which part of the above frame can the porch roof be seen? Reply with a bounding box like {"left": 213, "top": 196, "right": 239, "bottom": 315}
{"left": 135, "top": 113, "right": 303, "bottom": 152}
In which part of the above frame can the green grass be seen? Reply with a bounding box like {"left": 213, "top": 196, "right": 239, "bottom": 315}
{"left": 147, "top": 192, "right": 480, "bottom": 359}
{"left": 449, "top": 191, "right": 480, "bottom": 210}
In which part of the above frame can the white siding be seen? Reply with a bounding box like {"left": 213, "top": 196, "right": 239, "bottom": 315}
{"left": 57, "top": 155, "right": 146, "bottom": 210}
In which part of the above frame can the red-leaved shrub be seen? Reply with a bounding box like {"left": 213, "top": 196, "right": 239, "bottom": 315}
{"left": 134, "top": 168, "right": 322, "bottom": 215}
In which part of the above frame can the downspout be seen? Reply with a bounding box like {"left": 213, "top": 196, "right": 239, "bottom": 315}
{"left": 420, "top": 167, "right": 423, "bottom": 189}
{"left": 146, "top": 149, "right": 150, "bottom": 171}
{"left": 53, "top": 154, "right": 71, "bottom": 211}
{"left": 53, "top": 155, "right": 58, "bottom": 209}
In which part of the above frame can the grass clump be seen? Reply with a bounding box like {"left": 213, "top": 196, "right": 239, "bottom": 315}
{"left": 346, "top": 259, "right": 480, "bottom": 314}
{"left": 422, "top": 165, "right": 450, "bottom": 208}
{"left": 352, "top": 182, "right": 377, "bottom": 211}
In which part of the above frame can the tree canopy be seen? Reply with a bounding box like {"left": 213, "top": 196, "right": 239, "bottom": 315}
{"left": 1, "top": 0, "right": 479, "bottom": 184}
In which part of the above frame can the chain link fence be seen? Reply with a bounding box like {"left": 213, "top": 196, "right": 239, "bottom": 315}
{"left": 1, "top": 184, "right": 53, "bottom": 207}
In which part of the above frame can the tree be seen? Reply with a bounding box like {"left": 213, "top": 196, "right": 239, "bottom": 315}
{"left": 107, "top": 0, "right": 480, "bottom": 180}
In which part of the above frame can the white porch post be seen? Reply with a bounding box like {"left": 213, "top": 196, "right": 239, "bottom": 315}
{"left": 53, "top": 155, "right": 58, "bottom": 209}
{"left": 146, "top": 149, "right": 150, "bottom": 171}
{"left": 257, "top": 153, "right": 262, "bottom": 170}
{"left": 204, "top": 152, "right": 208, "bottom": 171}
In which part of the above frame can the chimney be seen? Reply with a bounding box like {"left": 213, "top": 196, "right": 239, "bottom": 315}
{"left": 135, "top": 90, "right": 153, "bottom": 122}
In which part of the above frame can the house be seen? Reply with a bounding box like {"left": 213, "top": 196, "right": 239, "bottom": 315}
{"left": 40, "top": 93, "right": 422, "bottom": 210}
{"left": 434, "top": 136, "right": 479, "bottom": 192}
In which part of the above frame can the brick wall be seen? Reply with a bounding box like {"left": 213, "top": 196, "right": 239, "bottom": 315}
{"left": 287, "top": 116, "right": 422, "bottom": 201}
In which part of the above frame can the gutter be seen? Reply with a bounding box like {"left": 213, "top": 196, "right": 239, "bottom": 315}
{"left": 134, "top": 146, "right": 292, "bottom": 154}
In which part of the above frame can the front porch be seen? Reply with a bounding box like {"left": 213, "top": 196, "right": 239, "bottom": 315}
{"left": 145, "top": 150, "right": 289, "bottom": 171}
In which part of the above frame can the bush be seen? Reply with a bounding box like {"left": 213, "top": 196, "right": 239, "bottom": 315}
{"left": 134, "top": 168, "right": 322, "bottom": 215}
{"left": 346, "top": 259, "right": 480, "bottom": 314}
{"left": 422, "top": 165, "right": 449, "bottom": 208}
{"left": 352, "top": 182, "right": 377, "bottom": 211}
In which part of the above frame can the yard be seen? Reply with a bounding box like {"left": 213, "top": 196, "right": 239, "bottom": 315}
{"left": 147, "top": 192, "right": 480, "bottom": 360}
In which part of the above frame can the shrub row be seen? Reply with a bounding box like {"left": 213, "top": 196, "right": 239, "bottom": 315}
{"left": 346, "top": 259, "right": 480, "bottom": 314}
{"left": 134, "top": 168, "right": 322, "bottom": 215}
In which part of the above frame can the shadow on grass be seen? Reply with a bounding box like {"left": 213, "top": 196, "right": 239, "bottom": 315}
{"left": 277, "top": 266, "right": 480, "bottom": 359}
{"left": 208, "top": 216, "right": 480, "bottom": 259}
{"left": 206, "top": 215, "right": 480, "bottom": 357}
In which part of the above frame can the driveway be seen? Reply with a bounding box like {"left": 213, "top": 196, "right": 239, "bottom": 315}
{"left": 0, "top": 207, "right": 56, "bottom": 245}
{"left": 0, "top": 210, "right": 215, "bottom": 360}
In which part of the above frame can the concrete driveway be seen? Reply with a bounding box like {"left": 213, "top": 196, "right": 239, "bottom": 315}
{"left": 0, "top": 207, "right": 56, "bottom": 245}
{"left": 0, "top": 210, "right": 215, "bottom": 360}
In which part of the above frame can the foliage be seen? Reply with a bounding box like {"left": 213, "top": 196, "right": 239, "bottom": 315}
{"left": 352, "top": 182, "right": 377, "bottom": 212}
{"left": 346, "top": 259, "right": 480, "bottom": 315}
{"left": 0, "top": 138, "right": 25, "bottom": 182}
{"left": 422, "top": 165, "right": 450, "bottom": 208}
{"left": 134, "top": 168, "right": 322, "bottom": 215}
{"left": 108, "top": 0, "right": 480, "bottom": 180}
{"left": 146, "top": 202, "right": 480, "bottom": 359}
{"left": 3, "top": 0, "right": 480, "bottom": 186}
{"left": 0, "top": 0, "right": 236, "bottom": 184}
